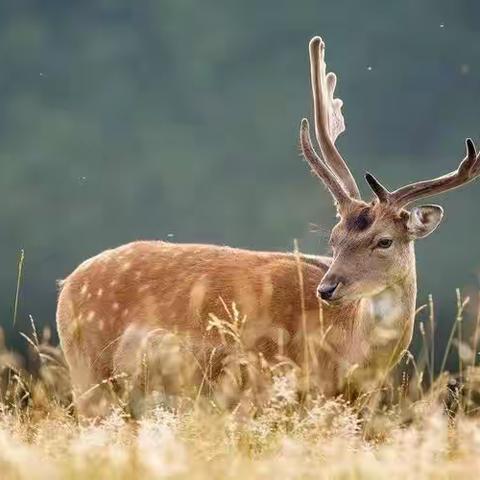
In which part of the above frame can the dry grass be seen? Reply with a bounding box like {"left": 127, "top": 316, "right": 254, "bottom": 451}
{"left": 1, "top": 293, "right": 480, "bottom": 479}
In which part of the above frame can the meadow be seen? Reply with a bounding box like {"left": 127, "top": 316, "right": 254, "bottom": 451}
{"left": 0, "top": 290, "right": 480, "bottom": 480}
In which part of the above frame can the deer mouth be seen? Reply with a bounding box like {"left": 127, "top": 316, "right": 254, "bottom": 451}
{"left": 317, "top": 280, "right": 344, "bottom": 302}
{"left": 319, "top": 295, "right": 345, "bottom": 306}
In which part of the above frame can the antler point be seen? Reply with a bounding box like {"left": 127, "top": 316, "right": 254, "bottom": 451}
{"left": 309, "top": 36, "right": 323, "bottom": 47}
{"left": 463, "top": 138, "right": 478, "bottom": 174}
{"left": 466, "top": 138, "right": 476, "bottom": 157}
{"left": 300, "top": 118, "right": 309, "bottom": 132}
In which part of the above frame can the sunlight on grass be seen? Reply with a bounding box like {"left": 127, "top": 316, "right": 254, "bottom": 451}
{"left": 1, "top": 294, "right": 480, "bottom": 479}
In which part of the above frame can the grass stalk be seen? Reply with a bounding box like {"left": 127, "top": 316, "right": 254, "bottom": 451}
{"left": 429, "top": 294, "right": 435, "bottom": 385}
{"left": 293, "top": 239, "right": 310, "bottom": 396}
{"left": 12, "top": 249, "right": 25, "bottom": 327}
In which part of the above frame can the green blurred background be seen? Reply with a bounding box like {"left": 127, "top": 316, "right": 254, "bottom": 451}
{"left": 0, "top": 1, "right": 479, "bottom": 369}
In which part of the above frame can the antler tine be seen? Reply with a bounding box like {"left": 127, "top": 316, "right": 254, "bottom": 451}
{"left": 389, "top": 138, "right": 480, "bottom": 207}
{"left": 300, "top": 118, "right": 351, "bottom": 207}
{"left": 365, "top": 172, "right": 391, "bottom": 203}
{"left": 309, "top": 36, "right": 361, "bottom": 200}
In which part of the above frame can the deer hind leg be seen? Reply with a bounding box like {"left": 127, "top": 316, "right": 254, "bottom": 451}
{"left": 113, "top": 325, "right": 203, "bottom": 417}
{"left": 67, "top": 357, "right": 118, "bottom": 421}
{"left": 57, "top": 313, "right": 117, "bottom": 420}
{"left": 111, "top": 325, "right": 149, "bottom": 418}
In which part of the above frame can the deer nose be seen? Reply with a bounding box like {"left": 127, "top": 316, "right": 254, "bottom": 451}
{"left": 317, "top": 283, "right": 339, "bottom": 300}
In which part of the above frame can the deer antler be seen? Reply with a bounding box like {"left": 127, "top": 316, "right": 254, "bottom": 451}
{"left": 366, "top": 139, "right": 480, "bottom": 207}
{"left": 308, "top": 37, "right": 360, "bottom": 200}
{"left": 300, "top": 118, "right": 351, "bottom": 207}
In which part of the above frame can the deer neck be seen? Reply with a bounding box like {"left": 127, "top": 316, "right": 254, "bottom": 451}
{"left": 369, "top": 267, "right": 416, "bottom": 326}
{"left": 352, "top": 263, "right": 417, "bottom": 368}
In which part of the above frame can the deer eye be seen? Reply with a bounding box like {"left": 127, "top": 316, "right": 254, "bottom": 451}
{"left": 376, "top": 238, "right": 393, "bottom": 249}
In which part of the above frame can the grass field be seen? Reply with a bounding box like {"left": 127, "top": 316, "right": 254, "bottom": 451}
{"left": 1, "top": 293, "right": 480, "bottom": 480}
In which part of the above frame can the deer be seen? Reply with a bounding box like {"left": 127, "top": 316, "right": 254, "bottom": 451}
{"left": 57, "top": 36, "right": 480, "bottom": 418}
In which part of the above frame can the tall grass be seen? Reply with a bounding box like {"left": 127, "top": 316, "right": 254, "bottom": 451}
{"left": 1, "top": 292, "right": 480, "bottom": 479}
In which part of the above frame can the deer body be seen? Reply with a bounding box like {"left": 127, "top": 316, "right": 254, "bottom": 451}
{"left": 57, "top": 239, "right": 415, "bottom": 414}
{"left": 57, "top": 36, "right": 480, "bottom": 417}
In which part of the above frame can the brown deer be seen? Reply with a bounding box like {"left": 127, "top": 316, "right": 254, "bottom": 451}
{"left": 57, "top": 36, "right": 480, "bottom": 417}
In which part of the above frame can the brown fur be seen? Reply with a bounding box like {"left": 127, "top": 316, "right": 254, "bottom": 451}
{"left": 57, "top": 243, "right": 348, "bottom": 407}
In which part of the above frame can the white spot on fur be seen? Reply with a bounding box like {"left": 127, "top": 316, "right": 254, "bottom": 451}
{"left": 80, "top": 284, "right": 88, "bottom": 296}
{"left": 87, "top": 311, "right": 95, "bottom": 322}
{"left": 97, "top": 288, "right": 103, "bottom": 297}
{"left": 112, "top": 302, "right": 120, "bottom": 311}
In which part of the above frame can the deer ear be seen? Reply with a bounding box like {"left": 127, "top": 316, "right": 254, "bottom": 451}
{"left": 406, "top": 205, "right": 444, "bottom": 239}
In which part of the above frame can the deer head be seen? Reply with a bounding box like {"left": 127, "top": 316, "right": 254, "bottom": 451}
{"left": 300, "top": 36, "right": 480, "bottom": 303}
